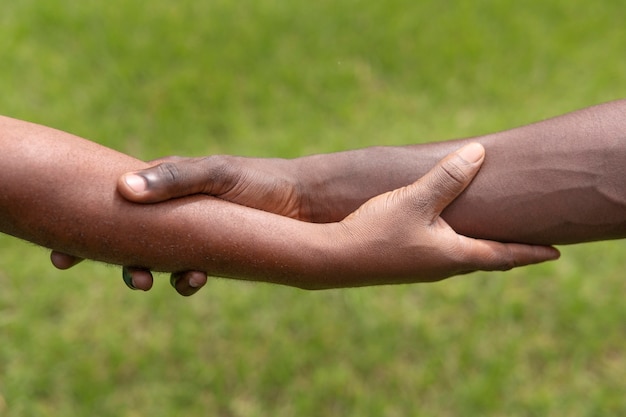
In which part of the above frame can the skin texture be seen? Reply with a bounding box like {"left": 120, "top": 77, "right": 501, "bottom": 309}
{"left": 76, "top": 100, "right": 625, "bottom": 294}
{"left": 0, "top": 117, "right": 557, "bottom": 289}
{"left": 118, "top": 99, "right": 626, "bottom": 243}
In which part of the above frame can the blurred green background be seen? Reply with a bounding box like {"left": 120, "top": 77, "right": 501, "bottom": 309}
{"left": 1, "top": 0, "right": 625, "bottom": 415}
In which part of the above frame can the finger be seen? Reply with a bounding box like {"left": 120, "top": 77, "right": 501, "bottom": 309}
{"left": 117, "top": 156, "right": 233, "bottom": 203}
{"left": 410, "top": 143, "right": 485, "bottom": 219}
{"left": 122, "top": 267, "right": 154, "bottom": 291}
{"left": 458, "top": 238, "right": 561, "bottom": 272}
{"left": 50, "top": 251, "right": 84, "bottom": 269}
{"left": 170, "top": 271, "right": 208, "bottom": 297}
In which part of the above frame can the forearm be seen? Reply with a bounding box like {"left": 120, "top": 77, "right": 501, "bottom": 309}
{"left": 300, "top": 100, "right": 626, "bottom": 244}
{"left": 0, "top": 116, "right": 328, "bottom": 286}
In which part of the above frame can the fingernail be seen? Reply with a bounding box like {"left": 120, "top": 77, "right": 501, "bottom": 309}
{"left": 124, "top": 174, "right": 147, "bottom": 193}
{"left": 458, "top": 143, "right": 484, "bottom": 163}
{"left": 122, "top": 267, "right": 138, "bottom": 290}
{"left": 169, "top": 274, "right": 179, "bottom": 289}
{"left": 548, "top": 247, "right": 561, "bottom": 260}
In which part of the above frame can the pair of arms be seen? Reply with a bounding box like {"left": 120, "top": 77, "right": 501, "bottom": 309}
{"left": 2, "top": 100, "right": 625, "bottom": 291}
{"left": 102, "top": 99, "right": 626, "bottom": 294}
{"left": 0, "top": 117, "right": 554, "bottom": 290}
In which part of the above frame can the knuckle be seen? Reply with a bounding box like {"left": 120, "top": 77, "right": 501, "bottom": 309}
{"left": 493, "top": 247, "right": 517, "bottom": 271}
{"left": 385, "top": 187, "right": 430, "bottom": 217}
{"left": 496, "top": 258, "right": 517, "bottom": 271}
{"left": 199, "top": 154, "right": 229, "bottom": 176}
{"left": 197, "top": 155, "right": 240, "bottom": 190}
{"left": 438, "top": 158, "right": 470, "bottom": 187}
{"left": 460, "top": 240, "right": 518, "bottom": 272}
{"left": 153, "top": 162, "right": 182, "bottom": 185}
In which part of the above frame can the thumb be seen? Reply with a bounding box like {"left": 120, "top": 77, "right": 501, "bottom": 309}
{"left": 118, "top": 162, "right": 185, "bottom": 203}
{"left": 410, "top": 142, "right": 485, "bottom": 220}
{"left": 117, "top": 157, "right": 236, "bottom": 203}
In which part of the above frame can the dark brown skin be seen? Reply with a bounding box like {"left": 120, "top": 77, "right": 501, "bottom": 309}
{"left": 0, "top": 117, "right": 557, "bottom": 289}
{"left": 76, "top": 99, "right": 625, "bottom": 294}
{"left": 118, "top": 99, "right": 626, "bottom": 244}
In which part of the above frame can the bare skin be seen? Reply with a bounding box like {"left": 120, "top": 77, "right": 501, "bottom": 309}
{"left": 60, "top": 99, "right": 625, "bottom": 295}
{"left": 0, "top": 117, "right": 556, "bottom": 289}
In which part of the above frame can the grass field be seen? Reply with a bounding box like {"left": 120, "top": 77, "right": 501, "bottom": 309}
{"left": 1, "top": 0, "right": 625, "bottom": 416}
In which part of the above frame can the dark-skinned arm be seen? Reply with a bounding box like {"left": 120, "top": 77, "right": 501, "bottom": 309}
{"left": 96, "top": 100, "right": 625, "bottom": 295}
{"left": 119, "top": 99, "right": 626, "bottom": 245}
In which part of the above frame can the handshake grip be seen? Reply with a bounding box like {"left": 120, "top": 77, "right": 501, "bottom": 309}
{"left": 52, "top": 143, "right": 559, "bottom": 293}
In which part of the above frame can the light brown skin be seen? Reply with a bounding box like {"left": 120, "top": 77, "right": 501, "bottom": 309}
{"left": 0, "top": 118, "right": 557, "bottom": 289}
{"left": 61, "top": 99, "right": 625, "bottom": 295}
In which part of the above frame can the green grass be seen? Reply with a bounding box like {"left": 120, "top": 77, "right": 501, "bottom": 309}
{"left": 1, "top": 0, "right": 626, "bottom": 415}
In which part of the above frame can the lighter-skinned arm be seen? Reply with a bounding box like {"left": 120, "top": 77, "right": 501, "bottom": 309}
{"left": 0, "top": 116, "right": 555, "bottom": 289}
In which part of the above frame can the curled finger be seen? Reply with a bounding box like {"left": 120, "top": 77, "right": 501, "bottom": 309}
{"left": 170, "top": 270, "right": 208, "bottom": 297}
{"left": 50, "top": 251, "right": 84, "bottom": 270}
{"left": 459, "top": 238, "right": 560, "bottom": 272}
{"left": 122, "top": 267, "right": 154, "bottom": 291}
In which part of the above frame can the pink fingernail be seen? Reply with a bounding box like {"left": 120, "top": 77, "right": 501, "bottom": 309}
{"left": 124, "top": 175, "right": 147, "bottom": 193}
{"left": 458, "top": 143, "right": 484, "bottom": 163}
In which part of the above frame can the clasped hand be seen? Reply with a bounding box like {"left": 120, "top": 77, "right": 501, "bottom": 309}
{"left": 51, "top": 144, "right": 558, "bottom": 293}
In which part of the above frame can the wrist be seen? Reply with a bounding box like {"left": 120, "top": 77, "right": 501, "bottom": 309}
{"left": 292, "top": 153, "right": 341, "bottom": 222}
{"left": 288, "top": 221, "right": 362, "bottom": 289}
